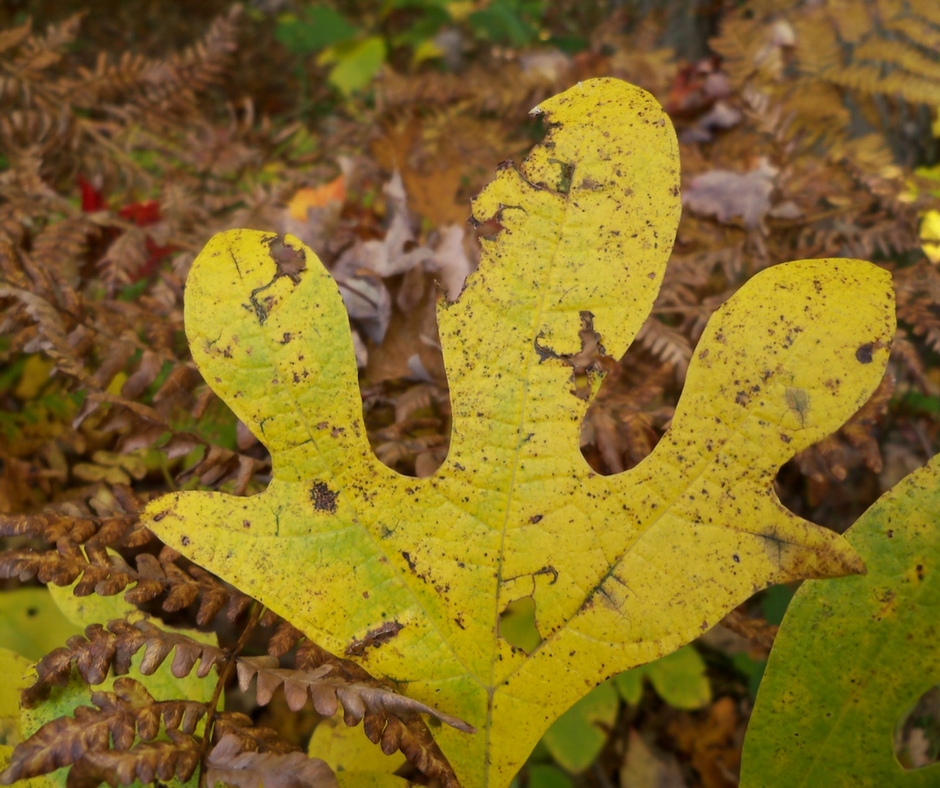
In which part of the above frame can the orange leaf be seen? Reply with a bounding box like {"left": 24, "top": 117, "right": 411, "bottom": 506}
{"left": 288, "top": 176, "right": 346, "bottom": 221}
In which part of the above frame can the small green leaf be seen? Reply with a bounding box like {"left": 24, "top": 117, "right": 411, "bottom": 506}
{"left": 275, "top": 6, "right": 356, "bottom": 55}
{"left": 527, "top": 764, "right": 574, "bottom": 788}
{"left": 761, "top": 583, "right": 796, "bottom": 626}
{"left": 541, "top": 680, "right": 619, "bottom": 773}
{"left": 469, "top": 0, "right": 541, "bottom": 46}
{"left": 320, "top": 36, "right": 387, "bottom": 96}
{"left": 644, "top": 645, "right": 711, "bottom": 710}
{"left": 741, "top": 454, "right": 940, "bottom": 787}
{"left": 613, "top": 668, "right": 643, "bottom": 706}
{"left": 613, "top": 645, "right": 711, "bottom": 710}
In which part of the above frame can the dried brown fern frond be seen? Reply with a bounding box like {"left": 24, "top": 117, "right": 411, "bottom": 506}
{"left": 0, "top": 517, "right": 255, "bottom": 629}
{"left": 206, "top": 734, "right": 337, "bottom": 788}
{"left": 72, "top": 6, "right": 241, "bottom": 116}
{"left": 22, "top": 619, "right": 224, "bottom": 706}
{"left": 894, "top": 258, "right": 940, "bottom": 355}
{"left": 65, "top": 731, "right": 204, "bottom": 788}
{"left": 711, "top": 0, "right": 940, "bottom": 163}
{"left": 236, "top": 657, "right": 474, "bottom": 734}
{"left": 1, "top": 675, "right": 333, "bottom": 788}
{"left": 0, "top": 677, "right": 207, "bottom": 784}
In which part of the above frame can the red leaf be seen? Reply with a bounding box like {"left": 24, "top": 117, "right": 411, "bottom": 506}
{"left": 119, "top": 201, "right": 161, "bottom": 226}
{"left": 78, "top": 177, "right": 108, "bottom": 212}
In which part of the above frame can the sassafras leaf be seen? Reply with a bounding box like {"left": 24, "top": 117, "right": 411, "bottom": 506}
{"left": 144, "top": 78, "right": 895, "bottom": 787}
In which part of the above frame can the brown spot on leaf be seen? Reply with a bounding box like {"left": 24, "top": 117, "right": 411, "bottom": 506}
{"left": 344, "top": 620, "right": 404, "bottom": 657}
{"left": 856, "top": 343, "right": 873, "bottom": 363}
{"left": 264, "top": 235, "right": 306, "bottom": 281}
{"left": 310, "top": 481, "right": 338, "bottom": 513}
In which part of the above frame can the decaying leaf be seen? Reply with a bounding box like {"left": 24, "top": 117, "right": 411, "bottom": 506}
{"left": 682, "top": 158, "right": 777, "bottom": 230}
{"left": 144, "top": 78, "right": 894, "bottom": 787}
{"left": 235, "top": 657, "right": 472, "bottom": 732}
{"left": 206, "top": 734, "right": 337, "bottom": 788}
{"left": 740, "top": 452, "right": 940, "bottom": 787}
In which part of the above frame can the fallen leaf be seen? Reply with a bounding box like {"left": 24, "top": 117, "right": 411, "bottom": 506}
{"left": 144, "top": 78, "right": 893, "bottom": 787}
{"left": 669, "top": 697, "right": 740, "bottom": 788}
{"left": 620, "top": 729, "right": 686, "bottom": 788}
{"left": 682, "top": 158, "right": 777, "bottom": 230}
{"left": 289, "top": 177, "right": 347, "bottom": 222}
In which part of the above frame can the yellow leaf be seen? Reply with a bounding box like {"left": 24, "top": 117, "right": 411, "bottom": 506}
{"left": 308, "top": 714, "right": 407, "bottom": 786}
{"left": 143, "top": 78, "right": 894, "bottom": 788}
{"left": 920, "top": 209, "right": 940, "bottom": 264}
{"left": 411, "top": 39, "right": 444, "bottom": 65}
{"left": 13, "top": 355, "right": 54, "bottom": 400}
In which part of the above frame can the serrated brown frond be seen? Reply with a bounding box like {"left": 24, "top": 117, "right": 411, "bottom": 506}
{"left": 213, "top": 713, "right": 302, "bottom": 756}
{"left": 206, "top": 734, "right": 337, "bottom": 788}
{"left": 377, "top": 715, "right": 461, "bottom": 788}
{"left": 24, "top": 618, "right": 227, "bottom": 706}
{"left": 235, "top": 658, "right": 475, "bottom": 734}
{"left": 895, "top": 260, "right": 940, "bottom": 355}
{"left": 0, "top": 285, "right": 89, "bottom": 382}
{"left": 70, "top": 7, "right": 240, "bottom": 117}
{"left": 0, "top": 704, "right": 114, "bottom": 784}
{"left": 3, "top": 676, "right": 212, "bottom": 786}
{"left": 0, "top": 501, "right": 138, "bottom": 543}
{"left": 66, "top": 730, "right": 201, "bottom": 788}
{"left": 636, "top": 319, "right": 693, "bottom": 376}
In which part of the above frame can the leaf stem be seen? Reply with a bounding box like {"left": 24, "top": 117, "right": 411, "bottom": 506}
{"left": 198, "top": 601, "right": 265, "bottom": 788}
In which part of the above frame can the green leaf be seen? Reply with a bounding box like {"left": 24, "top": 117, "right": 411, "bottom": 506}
{"left": 527, "top": 763, "right": 574, "bottom": 788}
{"left": 275, "top": 6, "right": 356, "bottom": 56}
{"left": 320, "top": 36, "right": 387, "bottom": 96}
{"left": 541, "top": 680, "right": 619, "bottom": 774}
{"left": 469, "top": 0, "right": 542, "bottom": 46}
{"left": 741, "top": 453, "right": 940, "bottom": 787}
{"left": 614, "top": 645, "right": 711, "bottom": 710}
{"left": 143, "top": 78, "right": 895, "bottom": 787}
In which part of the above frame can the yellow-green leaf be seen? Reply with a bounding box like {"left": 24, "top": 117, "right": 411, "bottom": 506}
{"left": 0, "top": 588, "right": 83, "bottom": 662}
{"left": 0, "top": 646, "right": 62, "bottom": 788}
{"left": 613, "top": 644, "right": 711, "bottom": 710}
{"left": 318, "top": 36, "right": 386, "bottom": 96}
{"left": 0, "top": 648, "right": 31, "bottom": 745}
{"left": 541, "top": 680, "right": 619, "bottom": 774}
{"left": 143, "top": 78, "right": 894, "bottom": 787}
{"left": 920, "top": 209, "right": 940, "bottom": 264}
{"left": 740, "top": 453, "right": 940, "bottom": 787}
